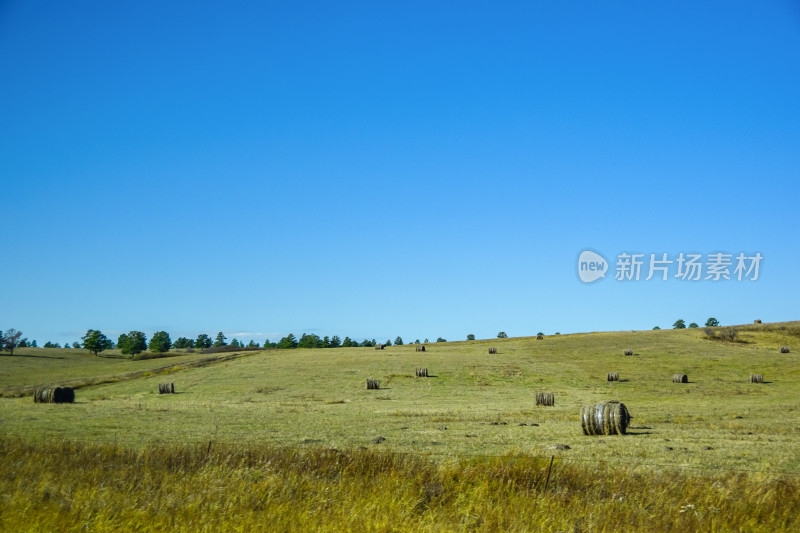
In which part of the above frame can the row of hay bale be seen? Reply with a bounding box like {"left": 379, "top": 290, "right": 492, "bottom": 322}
{"left": 33, "top": 386, "right": 75, "bottom": 404}
{"left": 624, "top": 346, "right": 790, "bottom": 355}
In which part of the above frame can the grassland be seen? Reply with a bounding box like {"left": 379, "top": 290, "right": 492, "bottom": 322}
{"left": 1, "top": 322, "right": 799, "bottom": 531}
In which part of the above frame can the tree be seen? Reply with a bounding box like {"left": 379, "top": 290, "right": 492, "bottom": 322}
{"left": 1, "top": 329, "right": 23, "bottom": 355}
{"left": 82, "top": 329, "right": 111, "bottom": 356}
{"left": 173, "top": 337, "right": 194, "bottom": 349}
{"left": 497, "top": 332, "right": 508, "bottom": 339}
{"left": 120, "top": 331, "right": 147, "bottom": 357}
{"left": 329, "top": 335, "right": 341, "bottom": 348}
{"left": 341, "top": 336, "right": 354, "bottom": 347}
{"left": 247, "top": 339, "right": 259, "bottom": 348}
{"left": 298, "top": 333, "right": 321, "bottom": 349}
{"left": 672, "top": 319, "right": 686, "bottom": 329}
{"left": 414, "top": 339, "right": 420, "bottom": 344}
{"left": 195, "top": 334, "right": 212, "bottom": 349}
{"left": 214, "top": 332, "right": 227, "bottom": 347}
{"left": 385, "top": 339, "right": 392, "bottom": 346}
{"left": 32, "top": 340, "right": 38, "bottom": 347}
{"left": 436, "top": 337, "right": 446, "bottom": 343}
{"left": 277, "top": 334, "right": 298, "bottom": 349}
{"left": 72, "top": 342, "right": 80, "bottom": 349}
{"left": 230, "top": 338, "right": 241, "bottom": 348}
{"left": 394, "top": 336, "right": 404, "bottom": 346}
{"left": 466, "top": 334, "right": 476, "bottom": 341}
{"left": 536, "top": 332, "right": 544, "bottom": 337}
{"left": 149, "top": 331, "right": 172, "bottom": 353}
{"left": 688, "top": 322, "right": 699, "bottom": 328}
{"left": 18, "top": 339, "right": 28, "bottom": 348}
{"left": 705, "top": 317, "right": 720, "bottom": 327}
{"left": 653, "top": 326, "right": 661, "bottom": 330}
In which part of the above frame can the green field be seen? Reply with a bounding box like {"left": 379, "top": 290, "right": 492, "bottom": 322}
{"left": 2, "top": 323, "right": 799, "bottom": 531}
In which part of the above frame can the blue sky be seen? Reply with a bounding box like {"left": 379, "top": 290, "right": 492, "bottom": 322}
{"left": 2, "top": 1, "right": 799, "bottom": 346}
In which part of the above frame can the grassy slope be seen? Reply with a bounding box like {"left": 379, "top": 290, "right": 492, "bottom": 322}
{"left": 2, "top": 323, "right": 798, "bottom": 474}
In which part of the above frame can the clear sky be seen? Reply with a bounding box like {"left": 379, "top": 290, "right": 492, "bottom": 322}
{"left": 2, "top": 1, "right": 799, "bottom": 346}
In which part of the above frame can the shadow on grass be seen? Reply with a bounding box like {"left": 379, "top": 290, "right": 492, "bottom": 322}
{"left": 13, "top": 354, "right": 66, "bottom": 360}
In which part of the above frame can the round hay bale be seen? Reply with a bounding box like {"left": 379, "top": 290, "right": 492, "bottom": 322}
{"left": 780, "top": 346, "right": 790, "bottom": 354}
{"left": 415, "top": 368, "right": 429, "bottom": 377}
{"left": 623, "top": 349, "right": 634, "bottom": 356}
{"left": 581, "top": 401, "right": 630, "bottom": 436}
{"left": 672, "top": 374, "right": 688, "bottom": 383}
{"left": 536, "top": 392, "right": 555, "bottom": 406}
{"left": 488, "top": 347, "right": 497, "bottom": 354}
{"left": 607, "top": 372, "right": 619, "bottom": 382}
{"left": 750, "top": 373, "right": 763, "bottom": 384}
{"left": 754, "top": 319, "right": 762, "bottom": 324}
{"left": 158, "top": 383, "right": 175, "bottom": 394}
{"left": 366, "top": 379, "right": 380, "bottom": 390}
{"left": 537, "top": 334, "right": 544, "bottom": 340}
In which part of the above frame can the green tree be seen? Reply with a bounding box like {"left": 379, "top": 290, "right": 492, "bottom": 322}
{"left": 82, "top": 329, "right": 111, "bottom": 356}
{"left": 424, "top": 338, "right": 429, "bottom": 343}
{"left": 120, "top": 331, "right": 147, "bottom": 357}
{"left": 673, "top": 319, "right": 686, "bottom": 329}
{"left": 497, "top": 332, "right": 508, "bottom": 339}
{"left": 329, "top": 335, "right": 341, "bottom": 348}
{"left": 277, "top": 333, "right": 298, "bottom": 349}
{"left": 536, "top": 332, "right": 544, "bottom": 337}
{"left": 32, "top": 340, "right": 39, "bottom": 347}
{"left": 653, "top": 326, "right": 661, "bottom": 330}
{"left": 298, "top": 333, "right": 321, "bottom": 349}
{"left": 72, "top": 342, "right": 79, "bottom": 349}
{"left": 195, "top": 334, "right": 212, "bottom": 349}
{"left": 247, "top": 339, "right": 259, "bottom": 348}
{"left": 18, "top": 339, "right": 28, "bottom": 347}
{"left": 436, "top": 337, "right": 446, "bottom": 343}
{"left": 173, "top": 337, "right": 194, "bottom": 349}
{"left": 149, "top": 331, "right": 172, "bottom": 353}
{"left": 705, "top": 317, "right": 720, "bottom": 327}
{"left": 385, "top": 339, "right": 392, "bottom": 346}
{"left": 414, "top": 339, "right": 420, "bottom": 344}
{"left": 214, "top": 332, "right": 227, "bottom": 347}
{"left": 117, "top": 333, "right": 129, "bottom": 350}
{"left": 688, "top": 322, "right": 699, "bottom": 328}
{"left": 1, "top": 329, "right": 23, "bottom": 356}
{"left": 394, "top": 336, "right": 403, "bottom": 346}
{"left": 230, "top": 338, "right": 240, "bottom": 348}
{"left": 466, "top": 334, "right": 476, "bottom": 341}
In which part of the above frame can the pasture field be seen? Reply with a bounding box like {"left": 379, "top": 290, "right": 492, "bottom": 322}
{"left": 1, "top": 323, "right": 799, "bottom": 531}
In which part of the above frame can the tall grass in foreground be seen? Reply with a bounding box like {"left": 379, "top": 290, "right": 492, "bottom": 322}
{"left": 1, "top": 439, "right": 798, "bottom": 532}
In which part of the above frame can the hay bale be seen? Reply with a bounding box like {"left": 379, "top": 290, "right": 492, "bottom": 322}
{"left": 488, "top": 347, "right": 497, "bottom": 354}
{"left": 366, "top": 379, "right": 380, "bottom": 390}
{"left": 158, "top": 383, "right": 175, "bottom": 394}
{"left": 33, "top": 386, "right": 74, "bottom": 404}
{"left": 581, "top": 401, "right": 630, "bottom": 436}
{"left": 623, "top": 349, "right": 634, "bottom": 356}
{"left": 607, "top": 372, "right": 619, "bottom": 382}
{"left": 750, "top": 373, "right": 763, "bottom": 384}
{"left": 672, "top": 374, "right": 688, "bottom": 383}
{"left": 375, "top": 344, "right": 385, "bottom": 350}
{"left": 415, "top": 368, "right": 429, "bottom": 377}
{"left": 537, "top": 334, "right": 544, "bottom": 340}
{"left": 754, "top": 319, "right": 762, "bottom": 324}
{"left": 780, "top": 346, "right": 790, "bottom": 354}
{"left": 535, "top": 392, "right": 555, "bottom": 406}
{"left": 415, "top": 345, "right": 426, "bottom": 352}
